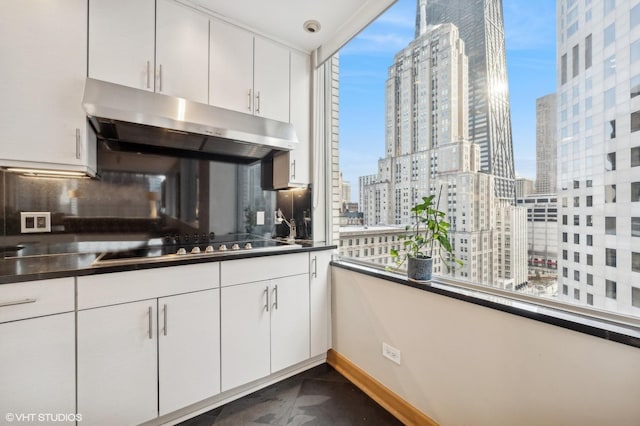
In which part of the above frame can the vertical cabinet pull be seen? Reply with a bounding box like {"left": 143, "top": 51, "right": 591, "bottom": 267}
{"left": 291, "top": 160, "right": 296, "bottom": 181}
{"left": 247, "top": 89, "right": 252, "bottom": 111}
{"left": 273, "top": 285, "right": 278, "bottom": 310}
{"left": 146, "top": 60, "right": 151, "bottom": 89}
{"left": 158, "top": 64, "right": 163, "bottom": 92}
{"left": 255, "top": 91, "right": 261, "bottom": 114}
{"left": 163, "top": 304, "right": 168, "bottom": 336}
{"left": 147, "top": 306, "right": 153, "bottom": 340}
{"left": 75, "top": 128, "right": 81, "bottom": 159}
{"left": 312, "top": 256, "right": 318, "bottom": 278}
{"left": 264, "top": 286, "right": 270, "bottom": 312}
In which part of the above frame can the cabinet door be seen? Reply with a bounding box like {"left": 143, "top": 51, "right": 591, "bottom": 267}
{"left": 209, "top": 20, "right": 254, "bottom": 114}
{"left": 310, "top": 251, "right": 333, "bottom": 357}
{"left": 156, "top": 0, "right": 209, "bottom": 103}
{"left": 0, "top": 313, "right": 75, "bottom": 423}
{"left": 0, "top": 0, "right": 90, "bottom": 171}
{"left": 288, "top": 51, "right": 311, "bottom": 185}
{"left": 221, "top": 281, "right": 270, "bottom": 391}
{"left": 270, "top": 274, "right": 310, "bottom": 373}
{"left": 88, "top": 0, "right": 155, "bottom": 91}
{"left": 78, "top": 301, "right": 158, "bottom": 426}
{"left": 158, "top": 290, "right": 220, "bottom": 415}
{"left": 254, "top": 37, "right": 290, "bottom": 122}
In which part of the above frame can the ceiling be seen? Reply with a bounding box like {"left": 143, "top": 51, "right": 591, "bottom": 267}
{"left": 182, "top": 0, "right": 397, "bottom": 64}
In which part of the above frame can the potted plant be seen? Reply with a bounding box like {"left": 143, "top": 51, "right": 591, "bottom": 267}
{"left": 388, "top": 194, "right": 462, "bottom": 282}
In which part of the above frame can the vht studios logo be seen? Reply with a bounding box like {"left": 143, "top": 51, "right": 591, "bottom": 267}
{"left": 5, "top": 413, "right": 82, "bottom": 423}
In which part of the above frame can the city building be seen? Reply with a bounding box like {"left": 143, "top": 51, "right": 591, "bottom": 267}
{"left": 338, "top": 225, "right": 406, "bottom": 267}
{"left": 424, "top": 0, "right": 516, "bottom": 199}
{"left": 536, "top": 93, "right": 558, "bottom": 193}
{"left": 358, "top": 19, "right": 526, "bottom": 289}
{"left": 556, "top": 0, "right": 640, "bottom": 314}
{"left": 515, "top": 177, "right": 535, "bottom": 198}
{"left": 517, "top": 194, "right": 558, "bottom": 268}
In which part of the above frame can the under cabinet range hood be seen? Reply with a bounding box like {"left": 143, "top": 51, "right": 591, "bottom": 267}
{"left": 82, "top": 78, "right": 297, "bottom": 164}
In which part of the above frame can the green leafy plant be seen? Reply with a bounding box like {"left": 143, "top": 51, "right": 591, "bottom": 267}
{"left": 388, "top": 194, "right": 463, "bottom": 271}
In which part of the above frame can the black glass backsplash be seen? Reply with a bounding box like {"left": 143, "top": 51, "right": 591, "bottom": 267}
{"left": 0, "top": 143, "right": 311, "bottom": 255}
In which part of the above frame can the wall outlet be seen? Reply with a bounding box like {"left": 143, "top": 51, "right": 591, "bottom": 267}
{"left": 382, "top": 342, "right": 401, "bottom": 365}
{"left": 20, "top": 212, "right": 51, "bottom": 233}
{"left": 256, "top": 211, "right": 265, "bottom": 225}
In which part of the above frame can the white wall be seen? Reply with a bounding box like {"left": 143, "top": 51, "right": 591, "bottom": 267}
{"left": 332, "top": 266, "right": 640, "bottom": 426}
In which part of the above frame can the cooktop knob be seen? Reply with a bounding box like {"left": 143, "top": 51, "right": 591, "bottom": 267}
{"left": 209, "top": 232, "right": 216, "bottom": 241}
{"left": 244, "top": 242, "right": 253, "bottom": 249}
{"left": 176, "top": 248, "right": 187, "bottom": 255}
{"left": 205, "top": 245, "right": 214, "bottom": 253}
{"left": 231, "top": 243, "right": 240, "bottom": 250}
{"left": 218, "top": 244, "right": 228, "bottom": 251}
{"left": 191, "top": 246, "right": 201, "bottom": 254}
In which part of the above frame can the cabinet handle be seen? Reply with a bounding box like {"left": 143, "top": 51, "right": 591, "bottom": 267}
{"left": 0, "top": 298, "right": 36, "bottom": 308}
{"left": 312, "top": 256, "right": 317, "bottom": 278}
{"left": 291, "top": 160, "right": 296, "bottom": 180}
{"left": 146, "top": 60, "right": 151, "bottom": 89}
{"left": 255, "top": 91, "right": 261, "bottom": 114}
{"left": 158, "top": 64, "right": 163, "bottom": 92}
{"left": 148, "top": 306, "right": 153, "bottom": 340}
{"left": 264, "top": 286, "right": 269, "bottom": 312}
{"left": 273, "top": 285, "right": 278, "bottom": 310}
{"left": 75, "top": 128, "right": 81, "bottom": 159}
{"left": 163, "top": 304, "right": 167, "bottom": 336}
{"left": 247, "top": 89, "right": 252, "bottom": 111}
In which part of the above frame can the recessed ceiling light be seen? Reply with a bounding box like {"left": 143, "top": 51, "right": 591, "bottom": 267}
{"left": 303, "top": 20, "right": 321, "bottom": 33}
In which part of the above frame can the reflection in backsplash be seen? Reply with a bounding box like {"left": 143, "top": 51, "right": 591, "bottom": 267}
{"left": 0, "top": 143, "right": 312, "bottom": 255}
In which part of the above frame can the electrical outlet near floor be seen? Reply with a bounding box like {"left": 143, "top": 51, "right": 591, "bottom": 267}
{"left": 382, "top": 342, "right": 401, "bottom": 365}
{"left": 20, "top": 212, "right": 51, "bottom": 233}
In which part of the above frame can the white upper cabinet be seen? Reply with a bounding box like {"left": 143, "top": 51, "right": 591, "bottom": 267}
{"left": 156, "top": 0, "right": 209, "bottom": 103}
{"left": 209, "top": 21, "right": 254, "bottom": 115}
{"left": 210, "top": 20, "right": 290, "bottom": 122}
{"left": 288, "top": 51, "right": 312, "bottom": 185}
{"left": 88, "top": 0, "right": 156, "bottom": 91}
{"left": 253, "top": 36, "right": 291, "bottom": 123}
{"left": 0, "top": 0, "right": 95, "bottom": 175}
{"left": 89, "top": 0, "right": 209, "bottom": 103}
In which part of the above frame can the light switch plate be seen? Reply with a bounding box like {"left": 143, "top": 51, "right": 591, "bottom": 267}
{"left": 256, "top": 211, "right": 265, "bottom": 225}
{"left": 20, "top": 212, "right": 51, "bottom": 233}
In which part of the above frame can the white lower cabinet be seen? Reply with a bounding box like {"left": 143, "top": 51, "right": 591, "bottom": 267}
{"left": 158, "top": 290, "right": 220, "bottom": 415}
{"left": 77, "top": 288, "right": 220, "bottom": 425}
{"left": 220, "top": 262, "right": 310, "bottom": 392}
{"left": 77, "top": 300, "right": 158, "bottom": 426}
{"left": 0, "top": 313, "right": 76, "bottom": 424}
{"left": 309, "top": 250, "right": 333, "bottom": 357}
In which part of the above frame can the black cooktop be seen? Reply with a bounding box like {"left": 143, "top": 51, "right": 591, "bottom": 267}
{"left": 96, "top": 233, "right": 292, "bottom": 263}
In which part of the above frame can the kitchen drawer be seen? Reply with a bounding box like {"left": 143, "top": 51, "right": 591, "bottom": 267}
{"left": 220, "top": 252, "right": 308, "bottom": 286}
{"left": 0, "top": 278, "right": 75, "bottom": 323}
{"left": 78, "top": 263, "right": 219, "bottom": 310}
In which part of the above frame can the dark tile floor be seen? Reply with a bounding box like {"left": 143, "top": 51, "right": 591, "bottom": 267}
{"left": 179, "top": 364, "right": 403, "bottom": 426}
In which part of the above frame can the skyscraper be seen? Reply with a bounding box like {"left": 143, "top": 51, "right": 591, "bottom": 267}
{"left": 423, "top": 0, "right": 515, "bottom": 200}
{"left": 359, "top": 20, "right": 527, "bottom": 289}
{"left": 557, "top": 0, "right": 640, "bottom": 315}
{"left": 535, "top": 93, "right": 557, "bottom": 194}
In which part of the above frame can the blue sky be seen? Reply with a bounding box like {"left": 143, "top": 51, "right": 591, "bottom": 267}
{"left": 338, "top": 0, "right": 557, "bottom": 201}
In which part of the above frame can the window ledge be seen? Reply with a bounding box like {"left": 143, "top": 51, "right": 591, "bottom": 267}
{"left": 331, "top": 259, "right": 640, "bottom": 349}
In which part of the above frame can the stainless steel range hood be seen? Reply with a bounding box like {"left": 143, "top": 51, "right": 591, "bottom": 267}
{"left": 82, "top": 78, "right": 297, "bottom": 164}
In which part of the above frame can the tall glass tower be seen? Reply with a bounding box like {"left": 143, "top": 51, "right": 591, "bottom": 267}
{"left": 421, "top": 0, "right": 516, "bottom": 199}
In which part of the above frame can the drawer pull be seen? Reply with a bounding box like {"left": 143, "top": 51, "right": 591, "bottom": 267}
{"left": 0, "top": 298, "right": 37, "bottom": 308}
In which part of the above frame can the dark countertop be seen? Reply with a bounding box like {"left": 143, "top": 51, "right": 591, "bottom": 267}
{"left": 0, "top": 243, "right": 337, "bottom": 285}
